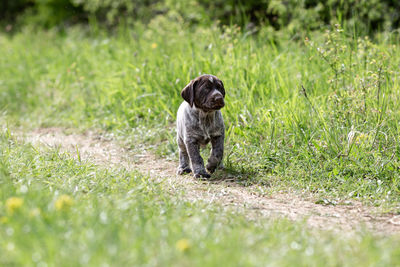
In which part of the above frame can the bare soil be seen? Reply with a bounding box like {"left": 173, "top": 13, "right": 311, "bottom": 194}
{"left": 19, "top": 128, "right": 400, "bottom": 235}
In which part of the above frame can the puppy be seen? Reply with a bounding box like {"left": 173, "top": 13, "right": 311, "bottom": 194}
{"left": 176, "top": 74, "right": 225, "bottom": 178}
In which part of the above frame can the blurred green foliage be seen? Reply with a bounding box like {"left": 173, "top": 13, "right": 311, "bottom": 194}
{"left": 1, "top": 0, "right": 400, "bottom": 34}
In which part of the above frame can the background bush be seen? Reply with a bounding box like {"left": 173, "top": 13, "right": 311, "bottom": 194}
{"left": 1, "top": 0, "right": 400, "bottom": 35}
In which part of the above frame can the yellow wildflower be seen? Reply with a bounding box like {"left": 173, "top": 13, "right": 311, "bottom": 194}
{"left": 175, "top": 239, "right": 191, "bottom": 252}
{"left": 5, "top": 197, "right": 24, "bottom": 214}
{"left": 151, "top": 43, "right": 158, "bottom": 49}
{"left": 355, "top": 133, "right": 368, "bottom": 145}
{"left": 0, "top": 216, "right": 9, "bottom": 224}
{"left": 55, "top": 195, "right": 74, "bottom": 211}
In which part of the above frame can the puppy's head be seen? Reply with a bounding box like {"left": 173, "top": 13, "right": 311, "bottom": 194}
{"left": 181, "top": 74, "right": 225, "bottom": 112}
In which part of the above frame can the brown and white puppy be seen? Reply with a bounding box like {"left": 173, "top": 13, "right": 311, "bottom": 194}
{"left": 176, "top": 74, "right": 225, "bottom": 178}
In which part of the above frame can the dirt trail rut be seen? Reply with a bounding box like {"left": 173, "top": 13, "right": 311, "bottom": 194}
{"left": 19, "top": 128, "right": 400, "bottom": 235}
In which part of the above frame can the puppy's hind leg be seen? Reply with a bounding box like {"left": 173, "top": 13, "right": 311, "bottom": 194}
{"left": 177, "top": 137, "right": 192, "bottom": 175}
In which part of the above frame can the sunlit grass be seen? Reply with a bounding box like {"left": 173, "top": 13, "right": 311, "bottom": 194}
{"left": 1, "top": 130, "right": 400, "bottom": 266}
{"left": 1, "top": 21, "right": 400, "bottom": 206}
{"left": 1, "top": 21, "right": 400, "bottom": 264}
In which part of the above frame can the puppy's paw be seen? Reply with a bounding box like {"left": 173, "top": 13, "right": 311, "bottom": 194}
{"left": 206, "top": 162, "right": 223, "bottom": 173}
{"left": 194, "top": 171, "right": 211, "bottom": 179}
{"left": 177, "top": 166, "right": 192, "bottom": 175}
{"left": 206, "top": 165, "right": 216, "bottom": 174}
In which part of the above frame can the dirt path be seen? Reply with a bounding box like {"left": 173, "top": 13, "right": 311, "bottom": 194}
{"left": 18, "top": 128, "right": 400, "bottom": 235}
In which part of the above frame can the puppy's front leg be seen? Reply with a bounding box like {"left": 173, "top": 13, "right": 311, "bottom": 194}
{"left": 185, "top": 139, "right": 210, "bottom": 178}
{"left": 206, "top": 135, "right": 224, "bottom": 173}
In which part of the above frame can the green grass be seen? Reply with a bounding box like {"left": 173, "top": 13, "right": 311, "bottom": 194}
{"left": 2, "top": 21, "right": 400, "bottom": 264}
{"left": 2, "top": 129, "right": 400, "bottom": 266}
{"left": 2, "top": 23, "right": 400, "bottom": 206}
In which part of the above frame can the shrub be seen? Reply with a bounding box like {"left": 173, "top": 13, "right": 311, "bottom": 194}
{"left": 1, "top": 0, "right": 400, "bottom": 35}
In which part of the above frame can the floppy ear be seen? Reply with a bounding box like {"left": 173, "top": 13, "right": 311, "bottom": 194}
{"left": 181, "top": 79, "right": 197, "bottom": 107}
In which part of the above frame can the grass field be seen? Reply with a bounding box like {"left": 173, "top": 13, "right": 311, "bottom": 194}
{"left": 2, "top": 20, "right": 400, "bottom": 265}
{"left": 2, "top": 129, "right": 400, "bottom": 266}
{"left": 2, "top": 22, "right": 400, "bottom": 205}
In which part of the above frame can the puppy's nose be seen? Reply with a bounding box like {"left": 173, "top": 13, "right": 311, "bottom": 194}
{"left": 213, "top": 94, "right": 225, "bottom": 107}
{"left": 214, "top": 94, "right": 223, "bottom": 102}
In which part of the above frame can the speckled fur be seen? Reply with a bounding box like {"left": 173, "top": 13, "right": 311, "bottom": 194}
{"left": 176, "top": 75, "right": 225, "bottom": 178}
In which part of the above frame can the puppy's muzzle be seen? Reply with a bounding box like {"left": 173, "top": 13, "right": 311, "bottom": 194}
{"left": 210, "top": 92, "right": 225, "bottom": 109}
